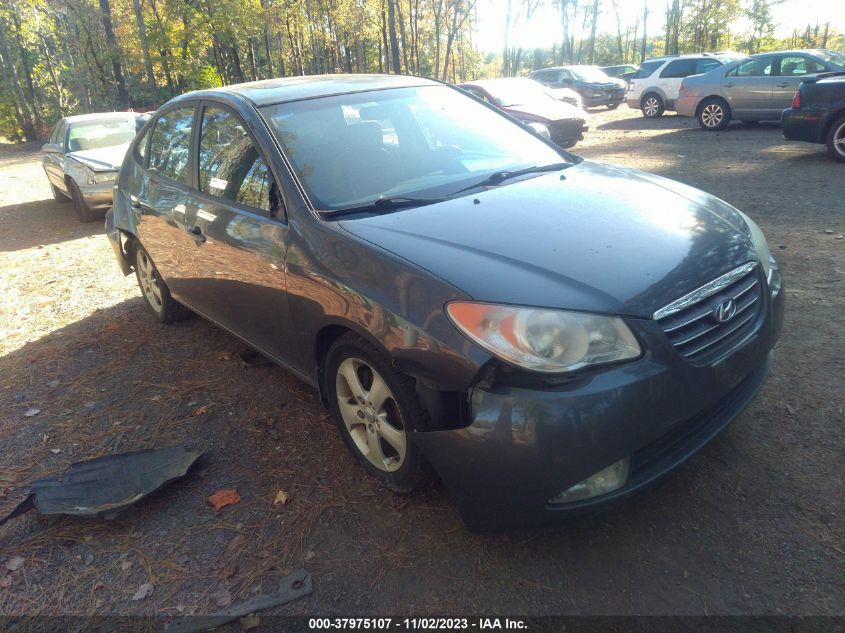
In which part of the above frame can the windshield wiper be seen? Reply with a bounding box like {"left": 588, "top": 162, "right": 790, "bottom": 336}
{"left": 447, "top": 162, "right": 571, "bottom": 197}
{"left": 324, "top": 196, "right": 446, "bottom": 217}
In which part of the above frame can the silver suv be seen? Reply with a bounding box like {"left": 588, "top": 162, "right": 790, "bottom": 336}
{"left": 626, "top": 53, "right": 742, "bottom": 118}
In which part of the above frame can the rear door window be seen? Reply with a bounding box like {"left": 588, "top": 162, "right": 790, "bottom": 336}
{"left": 660, "top": 59, "right": 698, "bottom": 79}
{"left": 777, "top": 56, "right": 826, "bottom": 76}
{"left": 148, "top": 106, "right": 195, "bottom": 183}
{"left": 198, "top": 105, "right": 275, "bottom": 215}
{"left": 696, "top": 59, "right": 722, "bottom": 74}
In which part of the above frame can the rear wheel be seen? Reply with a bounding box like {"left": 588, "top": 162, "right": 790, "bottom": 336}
{"left": 825, "top": 115, "right": 845, "bottom": 163}
{"left": 641, "top": 94, "right": 664, "bottom": 118}
{"left": 51, "top": 183, "right": 70, "bottom": 202}
{"left": 698, "top": 98, "right": 731, "bottom": 131}
{"left": 326, "top": 333, "right": 433, "bottom": 493}
{"left": 133, "top": 242, "right": 191, "bottom": 323}
{"left": 68, "top": 179, "right": 96, "bottom": 222}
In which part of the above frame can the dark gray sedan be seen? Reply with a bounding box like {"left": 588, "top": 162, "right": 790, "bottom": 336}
{"left": 106, "top": 74, "right": 784, "bottom": 530}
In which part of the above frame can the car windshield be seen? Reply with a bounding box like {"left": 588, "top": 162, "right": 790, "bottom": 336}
{"left": 814, "top": 49, "right": 845, "bottom": 69}
{"left": 570, "top": 66, "right": 612, "bottom": 82}
{"left": 260, "top": 85, "right": 568, "bottom": 212}
{"left": 67, "top": 118, "right": 137, "bottom": 152}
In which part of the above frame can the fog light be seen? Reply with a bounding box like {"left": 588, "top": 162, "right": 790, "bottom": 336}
{"left": 548, "top": 457, "right": 630, "bottom": 505}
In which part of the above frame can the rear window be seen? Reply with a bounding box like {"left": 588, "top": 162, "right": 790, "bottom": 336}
{"left": 633, "top": 61, "right": 664, "bottom": 79}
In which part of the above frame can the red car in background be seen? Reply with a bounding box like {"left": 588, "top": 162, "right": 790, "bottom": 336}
{"left": 459, "top": 77, "right": 588, "bottom": 148}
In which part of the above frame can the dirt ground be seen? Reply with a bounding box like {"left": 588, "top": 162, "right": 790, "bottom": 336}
{"left": 0, "top": 105, "right": 843, "bottom": 621}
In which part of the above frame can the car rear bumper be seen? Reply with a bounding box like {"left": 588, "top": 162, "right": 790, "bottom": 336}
{"left": 412, "top": 282, "right": 784, "bottom": 531}
{"left": 782, "top": 108, "right": 823, "bottom": 144}
{"left": 674, "top": 95, "right": 698, "bottom": 118}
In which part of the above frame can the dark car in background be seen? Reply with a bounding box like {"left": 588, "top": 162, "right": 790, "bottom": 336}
{"left": 459, "top": 77, "right": 588, "bottom": 148}
{"left": 782, "top": 71, "right": 845, "bottom": 162}
{"left": 676, "top": 49, "right": 845, "bottom": 130}
{"left": 601, "top": 63, "right": 639, "bottom": 82}
{"left": 106, "top": 74, "right": 783, "bottom": 530}
{"left": 530, "top": 65, "right": 627, "bottom": 108}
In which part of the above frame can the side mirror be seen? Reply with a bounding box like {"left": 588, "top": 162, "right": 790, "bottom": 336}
{"left": 42, "top": 143, "right": 62, "bottom": 154}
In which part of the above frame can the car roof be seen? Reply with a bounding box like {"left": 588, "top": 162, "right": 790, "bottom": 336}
{"left": 173, "top": 74, "right": 439, "bottom": 107}
{"left": 63, "top": 112, "right": 140, "bottom": 124}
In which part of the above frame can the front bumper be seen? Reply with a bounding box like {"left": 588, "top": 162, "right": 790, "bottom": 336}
{"left": 674, "top": 95, "right": 698, "bottom": 118}
{"left": 583, "top": 90, "right": 625, "bottom": 107}
{"left": 80, "top": 178, "right": 118, "bottom": 211}
{"left": 413, "top": 282, "right": 784, "bottom": 531}
{"left": 782, "top": 108, "right": 823, "bottom": 144}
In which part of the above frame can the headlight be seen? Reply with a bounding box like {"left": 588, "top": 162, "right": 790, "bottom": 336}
{"left": 87, "top": 170, "right": 118, "bottom": 185}
{"left": 446, "top": 302, "right": 641, "bottom": 373}
{"left": 739, "top": 211, "right": 781, "bottom": 296}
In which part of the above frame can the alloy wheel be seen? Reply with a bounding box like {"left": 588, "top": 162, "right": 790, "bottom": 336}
{"left": 135, "top": 249, "right": 163, "bottom": 314}
{"left": 833, "top": 121, "right": 845, "bottom": 159}
{"left": 335, "top": 357, "right": 406, "bottom": 472}
{"left": 701, "top": 103, "right": 724, "bottom": 128}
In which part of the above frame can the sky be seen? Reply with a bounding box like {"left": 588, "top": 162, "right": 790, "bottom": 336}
{"left": 474, "top": 0, "right": 845, "bottom": 53}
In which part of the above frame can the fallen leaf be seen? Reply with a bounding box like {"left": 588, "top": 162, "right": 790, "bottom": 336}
{"left": 208, "top": 489, "right": 241, "bottom": 512}
{"left": 785, "top": 402, "right": 799, "bottom": 415}
{"left": 46, "top": 380, "right": 60, "bottom": 388}
{"left": 5, "top": 557, "right": 24, "bottom": 572}
{"left": 274, "top": 489, "right": 289, "bottom": 505}
{"left": 131, "top": 583, "right": 154, "bottom": 601}
{"left": 194, "top": 405, "right": 211, "bottom": 416}
{"left": 50, "top": 448, "right": 62, "bottom": 455}
{"left": 241, "top": 615, "right": 261, "bottom": 630}
{"left": 210, "top": 587, "right": 232, "bottom": 608}
{"left": 24, "top": 408, "right": 40, "bottom": 417}
{"left": 0, "top": 575, "right": 11, "bottom": 588}
{"left": 218, "top": 352, "right": 233, "bottom": 361}
{"left": 103, "top": 322, "right": 122, "bottom": 334}
{"left": 120, "top": 560, "right": 132, "bottom": 572}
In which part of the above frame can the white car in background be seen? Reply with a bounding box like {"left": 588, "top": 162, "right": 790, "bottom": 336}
{"left": 42, "top": 112, "right": 146, "bottom": 222}
{"left": 626, "top": 53, "right": 744, "bottom": 118}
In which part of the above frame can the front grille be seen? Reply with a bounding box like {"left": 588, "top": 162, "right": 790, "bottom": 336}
{"left": 654, "top": 262, "right": 763, "bottom": 365}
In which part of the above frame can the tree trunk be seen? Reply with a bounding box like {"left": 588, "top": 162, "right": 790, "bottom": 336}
{"left": 586, "top": 0, "right": 599, "bottom": 64}
{"left": 132, "top": 0, "right": 157, "bottom": 100}
{"left": 639, "top": 0, "right": 648, "bottom": 63}
{"left": 0, "top": 26, "right": 37, "bottom": 140}
{"left": 99, "top": 0, "right": 130, "bottom": 109}
{"left": 387, "top": 0, "right": 402, "bottom": 73}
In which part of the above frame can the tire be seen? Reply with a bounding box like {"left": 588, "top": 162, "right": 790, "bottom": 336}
{"left": 133, "top": 242, "right": 192, "bottom": 323}
{"left": 698, "top": 98, "right": 731, "bottom": 131}
{"left": 51, "top": 183, "right": 70, "bottom": 202}
{"left": 641, "top": 93, "right": 664, "bottom": 118}
{"left": 68, "top": 179, "right": 96, "bottom": 222}
{"left": 825, "top": 115, "right": 845, "bottom": 163}
{"left": 326, "top": 333, "right": 433, "bottom": 493}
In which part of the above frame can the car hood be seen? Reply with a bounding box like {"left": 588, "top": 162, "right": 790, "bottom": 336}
{"left": 339, "top": 161, "right": 756, "bottom": 318}
{"left": 504, "top": 100, "right": 586, "bottom": 122}
{"left": 68, "top": 144, "right": 130, "bottom": 172}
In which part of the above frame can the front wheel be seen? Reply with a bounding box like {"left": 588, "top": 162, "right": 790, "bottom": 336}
{"left": 133, "top": 242, "right": 191, "bottom": 323}
{"left": 825, "top": 115, "right": 845, "bottom": 163}
{"left": 50, "top": 183, "right": 70, "bottom": 202}
{"left": 326, "top": 333, "right": 433, "bottom": 493}
{"left": 641, "top": 94, "right": 664, "bottom": 118}
{"left": 68, "top": 179, "right": 96, "bottom": 222}
{"left": 698, "top": 98, "right": 731, "bottom": 131}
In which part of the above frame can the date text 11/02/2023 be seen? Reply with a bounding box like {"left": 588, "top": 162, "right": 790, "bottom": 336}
{"left": 308, "top": 618, "right": 528, "bottom": 630}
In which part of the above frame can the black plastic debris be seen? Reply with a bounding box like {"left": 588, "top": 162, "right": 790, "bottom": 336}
{"left": 164, "top": 569, "right": 313, "bottom": 633}
{"left": 0, "top": 447, "right": 202, "bottom": 527}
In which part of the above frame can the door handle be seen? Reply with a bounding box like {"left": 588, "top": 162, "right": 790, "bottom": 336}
{"left": 130, "top": 194, "right": 149, "bottom": 210}
{"left": 187, "top": 225, "right": 206, "bottom": 243}
{"left": 776, "top": 82, "right": 790, "bottom": 88}
{"left": 723, "top": 83, "right": 735, "bottom": 88}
